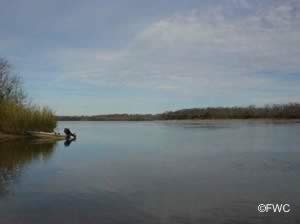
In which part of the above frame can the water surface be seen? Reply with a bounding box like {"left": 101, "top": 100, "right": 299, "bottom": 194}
{"left": 0, "top": 121, "right": 300, "bottom": 223}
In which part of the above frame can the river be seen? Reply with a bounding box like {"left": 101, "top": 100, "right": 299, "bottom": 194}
{"left": 0, "top": 121, "right": 300, "bottom": 223}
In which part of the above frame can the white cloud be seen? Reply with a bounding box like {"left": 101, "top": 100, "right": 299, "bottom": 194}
{"left": 52, "top": 0, "right": 300, "bottom": 101}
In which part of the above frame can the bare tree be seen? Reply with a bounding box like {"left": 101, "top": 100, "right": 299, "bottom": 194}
{"left": 0, "top": 58, "right": 26, "bottom": 104}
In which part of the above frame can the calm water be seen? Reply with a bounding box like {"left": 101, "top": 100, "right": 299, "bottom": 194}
{"left": 0, "top": 121, "right": 300, "bottom": 224}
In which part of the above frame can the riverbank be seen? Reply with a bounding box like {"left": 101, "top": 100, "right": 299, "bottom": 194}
{"left": 0, "top": 132, "right": 25, "bottom": 142}
{"left": 0, "top": 131, "right": 69, "bottom": 142}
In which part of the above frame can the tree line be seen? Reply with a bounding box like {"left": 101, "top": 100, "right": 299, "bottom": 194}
{"left": 57, "top": 103, "right": 300, "bottom": 121}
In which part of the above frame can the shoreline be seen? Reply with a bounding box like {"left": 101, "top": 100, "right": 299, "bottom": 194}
{"left": 0, "top": 132, "right": 67, "bottom": 142}
{"left": 58, "top": 118, "right": 300, "bottom": 122}
{"left": 0, "top": 132, "right": 26, "bottom": 142}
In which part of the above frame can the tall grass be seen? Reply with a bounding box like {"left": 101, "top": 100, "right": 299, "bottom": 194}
{"left": 0, "top": 100, "right": 56, "bottom": 134}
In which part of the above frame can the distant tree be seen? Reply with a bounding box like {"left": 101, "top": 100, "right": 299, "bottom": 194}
{"left": 0, "top": 58, "right": 26, "bottom": 104}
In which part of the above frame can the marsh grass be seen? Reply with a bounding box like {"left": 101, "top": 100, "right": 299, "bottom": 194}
{"left": 0, "top": 100, "right": 56, "bottom": 134}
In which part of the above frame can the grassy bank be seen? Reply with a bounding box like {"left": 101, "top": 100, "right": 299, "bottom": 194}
{"left": 0, "top": 100, "right": 56, "bottom": 135}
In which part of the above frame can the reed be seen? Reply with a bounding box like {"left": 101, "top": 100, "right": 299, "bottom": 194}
{"left": 0, "top": 100, "right": 56, "bottom": 134}
{"left": 0, "top": 58, "right": 56, "bottom": 134}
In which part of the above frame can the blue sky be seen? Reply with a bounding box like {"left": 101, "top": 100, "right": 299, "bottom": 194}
{"left": 1, "top": 0, "right": 300, "bottom": 115}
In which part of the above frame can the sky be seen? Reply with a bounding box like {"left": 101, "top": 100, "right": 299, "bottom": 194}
{"left": 1, "top": 0, "right": 300, "bottom": 115}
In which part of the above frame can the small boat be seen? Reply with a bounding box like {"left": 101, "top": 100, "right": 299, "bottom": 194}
{"left": 26, "top": 131, "right": 66, "bottom": 140}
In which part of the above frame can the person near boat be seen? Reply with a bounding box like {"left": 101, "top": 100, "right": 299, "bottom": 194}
{"left": 64, "top": 128, "right": 76, "bottom": 139}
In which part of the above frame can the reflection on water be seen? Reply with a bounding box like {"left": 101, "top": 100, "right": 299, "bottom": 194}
{"left": 0, "top": 140, "right": 57, "bottom": 196}
{"left": 0, "top": 121, "right": 300, "bottom": 224}
{"left": 64, "top": 137, "right": 76, "bottom": 147}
